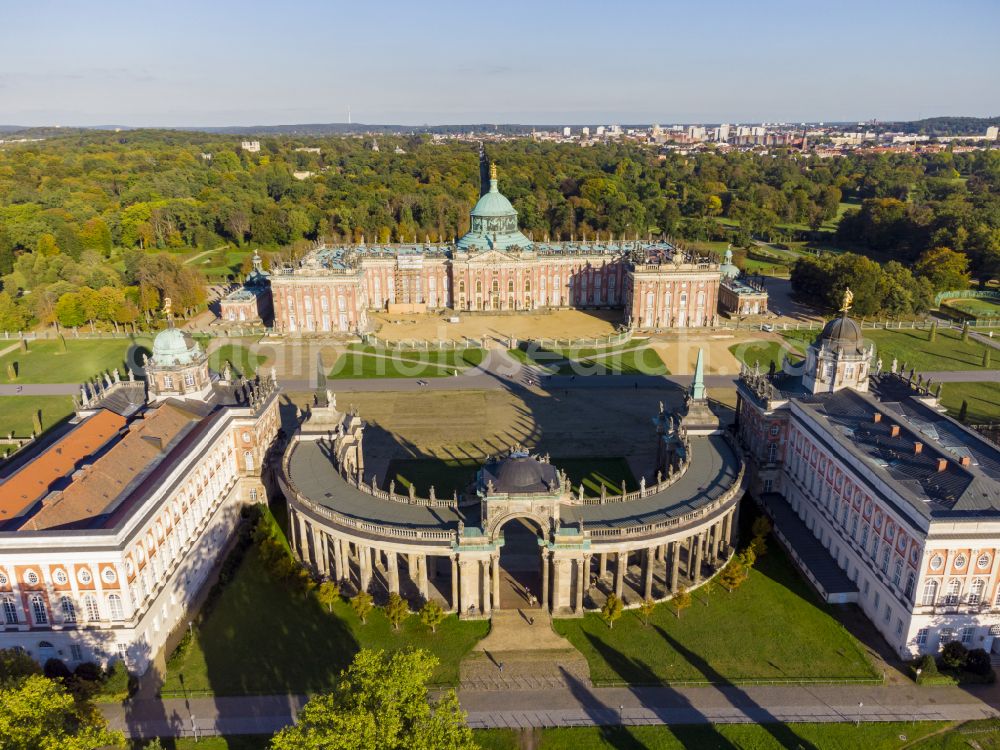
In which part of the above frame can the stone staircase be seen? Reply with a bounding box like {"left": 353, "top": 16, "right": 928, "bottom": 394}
{"left": 459, "top": 609, "right": 591, "bottom": 691}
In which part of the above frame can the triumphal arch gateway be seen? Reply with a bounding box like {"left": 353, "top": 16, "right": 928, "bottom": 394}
{"left": 278, "top": 371, "right": 745, "bottom": 616}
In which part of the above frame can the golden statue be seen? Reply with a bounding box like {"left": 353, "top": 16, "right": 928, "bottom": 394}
{"left": 840, "top": 287, "right": 854, "bottom": 313}
{"left": 163, "top": 296, "right": 173, "bottom": 317}
{"left": 490, "top": 161, "right": 497, "bottom": 180}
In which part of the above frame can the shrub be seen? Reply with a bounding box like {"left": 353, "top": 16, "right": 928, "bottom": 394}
{"left": 385, "top": 592, "right": 410, "bottom": 631}
{"left": 351, "top": 591, "right": 374, "bottom": 624}
{"left": 0, "top": 648, "right": 41, "bottom": 685}
{"left": 43, "top": 658, "right": 72, "bottom": 681}
{"left": 419, "top": 600, "right": 446, "bottom": 633}
{"left": 600, "top": 593, "right": 623, "bottom": 629}
{"left": 940, "top": 640, "right": 969, "bottom": 671}
{"left": 73, "top": 661, "right": 103, "bottom": 683}
{"left": 918, "top": 653, "right": 937, "bottom": 675}
{"left": 965, "top": 648, "right": 993, "bottom": 677}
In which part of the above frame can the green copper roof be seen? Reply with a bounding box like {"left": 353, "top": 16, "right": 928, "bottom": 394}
{"left": 471, "top": 178, "right": 517, "bottom": 218}
{"left": 458, "top": 168, "right": 533, "bottom": 252}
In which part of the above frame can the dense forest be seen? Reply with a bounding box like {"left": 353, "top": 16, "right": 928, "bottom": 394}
{"left": 0, "top": 130, "right": 998, "bottom": 330}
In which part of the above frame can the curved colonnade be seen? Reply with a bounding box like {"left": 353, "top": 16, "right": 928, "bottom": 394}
{"left": 277, "top": 401, "right": 745, "bottom": 617}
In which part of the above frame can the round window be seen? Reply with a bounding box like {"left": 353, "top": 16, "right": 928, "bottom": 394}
{"left": 242, "top": 431, "right": 251, "bottom": 443}
{"left": 978, "top": 554, "right": 991, "bottom": 570}
{"left": 955, "top": 555, "right": 968, "bottom": 569}
{"left": 930, "top": 555, "right": 944, "bottom": 570}
{"left": 77, "top": 568, "right": 92, "bottom": 584}
{"left": 52, "top": 569, "right": 68, "bottom": 585}
{"left": 0, "top": 572, "right": 7, "bottom": 586}
{"left": 25, "top": 570, "right": 39, "bottom": 585}
{"left": 102, "top": 568, "right": 117, "bottom": 584}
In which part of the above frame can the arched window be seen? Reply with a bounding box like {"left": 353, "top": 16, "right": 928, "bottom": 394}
{"left": 767, "top": 443, "right": 777, "bottom": 463}
{"left": 250, "top": 487, "right": 258, "bottom": 502}
{"left": 2, "top": 597, "right": 18, "bottom": 624}
{"left": 921, "top": 579, "right": 938, "bottom": 606}
{"left": 107, "top": 594, "right": 124, "bottom": 621}
{"left": 492, "top": 280, "right": 499, "bottom": 293}
{"left": 507, "top": 280, "right": 514, "bottom": 292}
{"left": 969, "top": 579, "right": 985, "bottom": 605}
{"left": 524, "top": 279, "right": 531, "bottom": 291}
{"left": 944, "top": 579, "right": 962, "bottom": 605}
{"left": 83, "top": 594, "right": 99, "bottom": 622}
{"left": 29, "top": 595, "right": 47, "bottom": 625}
{"left": 60, "top": 596, "right": 76, "bottom": 624}
{"left": 892, "top": 560, "right": 902, "bottom": 587}
{"left": 459, "top": 281, "right": 465, "bottom": 293}
{"left": 244, "top": 451, "right": 254, "bottom": 472}
{"left": 475, "top": 280, "right": 482, "bottom": 293}
{"left": 904, "top": 572, "right": 915, "bottom": 601}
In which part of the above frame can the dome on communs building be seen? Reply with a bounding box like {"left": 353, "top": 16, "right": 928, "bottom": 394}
{"left": 151, "top": 327, "right": 203, "bottom": 367}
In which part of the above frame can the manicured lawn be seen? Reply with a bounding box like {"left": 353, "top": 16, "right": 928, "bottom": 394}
{"left": 940, "top": 381, "right": 1000, "bottom": 423}
{"left": 728, "top": 339, "right": 805, "bottom": 371}
{"left": 552, "top": 457, "right": 636, "bottom": 497}
{"left": 0, "top": 337, "right": 153, "bottom": 383}
{"left": 208, "top": 343, "right": 267, "bottom": 378}
{"left": 909, "top": 718, "right": 1000, "bottom": 749}
{"left": 509, "top": 344, "right": 669, "bottom": 376}
{"left": 0, "top": 396, "right": 75, "bottom": 441}
{"left": 384, "top": 457, "right": 481, "bottom": 498}
{"left": 160, "top": 543, "right": 488, "bottom": 696}
{"left": 329, "top": 346, "right": 484, "bottom": 379}
{"left": 781, "top": 327, "right": 996, "bottom": 372}
{"left": 382, "top": 456, "right": 636, "bottom": 500}
{"left": 535, "top": 722, "right": 944, "bottom": 749}
{"left": 553, "top": 542, "right": 876, "bottom": 684}
{"left": 942, "top": 296, "right": 1000, "bottom": 319}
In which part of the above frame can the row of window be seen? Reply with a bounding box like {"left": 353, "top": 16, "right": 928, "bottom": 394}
{"left": 914, "top": 624, "right": 1000, "bottom": 648}
{"left": 2, "top": 593, "right": 125, "bottom": 627}
{"left": 921, "top": 578, "right": 998, "bottom": 607}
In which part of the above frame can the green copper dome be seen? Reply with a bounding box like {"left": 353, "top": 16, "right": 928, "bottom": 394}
{"left": 471, "top": 179, "right": 517, "bottom": 218}
{"left": 151, "top": 328, "right": 203, "bottom": 367}
{"left": 458, "top": 165, "right": 532, "bottom": 252}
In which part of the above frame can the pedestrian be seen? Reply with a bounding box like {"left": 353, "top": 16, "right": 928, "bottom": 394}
{"left": 529, "top": 616, "right": 534, "bottom": 625}
{"left": 499, "top": 661, "right": 504, "bottom": 673}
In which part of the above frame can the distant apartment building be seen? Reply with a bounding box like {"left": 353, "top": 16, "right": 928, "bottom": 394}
{"left": 240, "top": 141, "right": 261, "bottom": 152}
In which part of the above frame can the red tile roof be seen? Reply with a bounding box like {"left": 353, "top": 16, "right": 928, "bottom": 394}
{"left": 0, "top": 410, "right": 126, "bottom": 522}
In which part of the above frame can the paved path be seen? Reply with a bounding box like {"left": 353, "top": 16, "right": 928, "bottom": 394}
{"left": 101, "top": 682, "right": 1000, "bottom": 739}
{"left": 2, "top": 367, "right": 996, "bottom": 399}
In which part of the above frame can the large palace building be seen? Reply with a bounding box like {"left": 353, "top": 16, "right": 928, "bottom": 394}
{"left": 265, "top": 163, "right": 763, "bottom": 334}
{"left": 278, "top": 368, "right": 744, "bottom": 617}
{"left": 738, "top": 294, "right": 1000, "bottom": 660}
{"left": 0, "top": 323, "right": 279, "bottom": 673}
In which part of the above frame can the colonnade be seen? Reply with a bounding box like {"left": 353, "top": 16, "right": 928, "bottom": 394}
{"left": 288, "top": 503, "right": 737, "bottom": 616}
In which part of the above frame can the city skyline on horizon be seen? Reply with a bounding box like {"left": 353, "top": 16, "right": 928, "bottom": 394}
{"left": 1, "top": 0, "right": 998, "bottom": 128}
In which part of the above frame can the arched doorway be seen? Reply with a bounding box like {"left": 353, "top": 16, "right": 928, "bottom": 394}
{"left": 497, "top": 517, "right": 544, "bottom": 609}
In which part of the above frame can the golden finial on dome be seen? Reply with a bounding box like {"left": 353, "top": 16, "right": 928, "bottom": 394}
{"left": 490, "top": 161, "right": 497, "bottom": 180}
{"left": 840, "top": 287, "right": 854, "bottom": 313}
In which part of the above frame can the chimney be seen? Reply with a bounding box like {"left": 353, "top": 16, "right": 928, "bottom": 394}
{"left": 890, "top": 425, "right": 901, "bottom": 438}
{"left": 873, "top": 413, "right": 882, "bottom": 424}
{"left": 960, "top": 456, "right": 972, "bottom": 467}
{"left": 936, "top": 458, "right": 948, "bottom": 472}
{"left": 913, "top": 442, "right": 923, "bottom": 454}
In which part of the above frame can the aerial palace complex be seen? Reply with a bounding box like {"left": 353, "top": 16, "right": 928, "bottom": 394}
{"left": 223, "top": 161, "right": 766, "bottom": 331}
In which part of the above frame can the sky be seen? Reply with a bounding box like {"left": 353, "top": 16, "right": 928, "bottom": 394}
{"left": 1, "top": 0, "right": 998, "bottom": 127}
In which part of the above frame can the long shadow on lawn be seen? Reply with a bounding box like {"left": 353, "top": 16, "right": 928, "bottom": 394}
{"left": 654, "top": 626, "right": 819, "bottom": 750}
{"left": 569, "top": 636, "right": 740, "bottom": 749}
